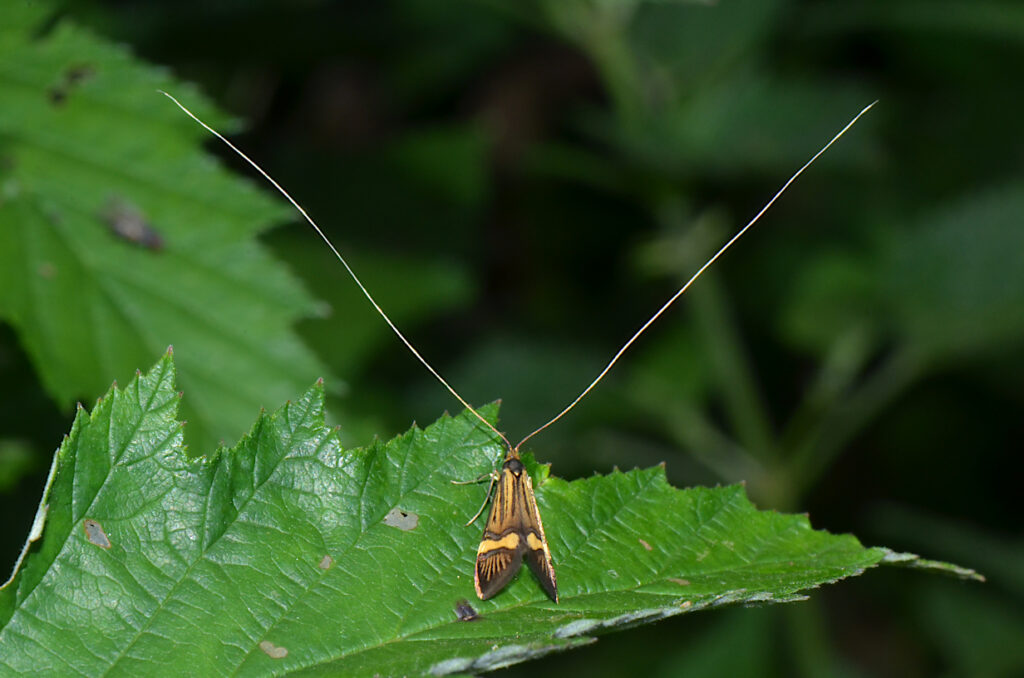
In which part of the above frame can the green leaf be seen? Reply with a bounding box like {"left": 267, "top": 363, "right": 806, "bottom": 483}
{"left": 918, "top": 582, "right": 1024, "bottom": 678}
{"left": 804, "top": 0, "right": 1024, "bottom": 42}
{"left": 777, "top": 249, "right": 881, "bottom": 356}
{"left": 0, "top": 438, "right": 38, "bottom": 492}
{"left": 0, "top": 17, "right": 329, "bottom": 450}
{"left": 0, "top": 353, "right": 979, "bottom": 676}
{"left": 582, "top": 71, "right": 877, "bottom": 176}
{"left": 882, "top": 183, "right": 1024, "bottom": 360}
{"left": 268, "top": 236, "right": 474, "bottom": 380}
{"left": 779, "top": 184, "right": 1024, "bottom": 363}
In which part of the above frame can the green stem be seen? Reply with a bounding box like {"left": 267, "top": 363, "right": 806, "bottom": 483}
{"left": 652, "top": 197, "right": 778, "bottom": 465}
{"left": 689, "top": 271, "right": 779, "bottom": 463}
{"left": 545, "top": 1, "right": 644, "bottom": 129}
{"left": 780, "top": 327, "right": 874, "bottom": 455}
{"left": 659, "top": 400, "right": 768, "bottom": 484}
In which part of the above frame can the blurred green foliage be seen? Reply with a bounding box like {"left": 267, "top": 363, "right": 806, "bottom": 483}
{"left": 1, "top": 0, "right": 1021, "bottom": 676}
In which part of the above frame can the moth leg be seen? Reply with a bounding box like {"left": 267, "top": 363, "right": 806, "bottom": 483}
{"left": 450, "top": 470, "right": 496, "bottom": 485}
{"left": 460, "top": 470, "right": 500, "bottom": 526}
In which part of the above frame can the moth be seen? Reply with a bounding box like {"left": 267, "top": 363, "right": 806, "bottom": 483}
{"left": 164, "top": 91, "right": 874, "bottom": 603}
{"left": 474, "top": 451, "right": 557, "bottom": 601}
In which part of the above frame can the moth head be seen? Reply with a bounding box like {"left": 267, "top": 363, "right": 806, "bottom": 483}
{"left": 503, "top": 458, "right": 525, "bottom": 475}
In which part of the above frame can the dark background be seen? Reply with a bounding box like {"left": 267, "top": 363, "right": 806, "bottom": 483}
{"left": 2, "top": 1, "right": 1023, "bottom": 676}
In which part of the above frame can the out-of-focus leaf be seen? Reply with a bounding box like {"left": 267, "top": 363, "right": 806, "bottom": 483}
{"left": 778, "top": 250, "right": 881, "bottom": 355}
{"left": 0, "top": 439, "right": 36, "bottom": 492}
{"left": 386, "top": 0, "right": 517, "bottom": 107}
{"left": 628, "top": 321, "right": 711, "bottom": 406}
{"left": 651, "top": 606, "right": 774, "bottom": 678}
{"left": 580, "top": 73, "right": 878, "bottom": 176}
{"left": 882, "top": 184, "right": 1024, "bottom": 360}
{"left": 803, "top": 0, "right": 1024, "bottom": 42}
{"left": 406, "top": 334, "right": 613, "bottom": 459}
{"left": 781, "top": 185, "right": 1024, "bottom": 362}
{"left": 0, "top": 352, "right": 973, "bottom": 677}
{"left": 268, "top": 235, "right": 474, "bottom": 380}
{"left": 628, "top": 0, "right": 782, "bottom": 89}
{"left": 0, "top": 18, "right": 329, "bottom": 450}
{"left": 919, "top": 583, "right": 1024, "bottom": 678}
{"left": 384, "top": 125, "right": 491, "bottom": 207}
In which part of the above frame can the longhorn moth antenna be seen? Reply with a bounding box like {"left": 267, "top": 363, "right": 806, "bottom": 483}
{"left": 514, "top": 101, "right": 878, "bottom": 453}
{"left": 160, "top": 90, "right": 513, "bottom": 453}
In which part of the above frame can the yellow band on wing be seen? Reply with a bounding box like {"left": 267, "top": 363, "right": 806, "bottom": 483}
{"left": 477, "top": 532, "right": 520, "bottom": 554}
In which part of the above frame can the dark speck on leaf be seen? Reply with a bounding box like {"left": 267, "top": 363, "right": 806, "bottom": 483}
{"left": 455, "top": 599, "right": 479, "bottom": 621}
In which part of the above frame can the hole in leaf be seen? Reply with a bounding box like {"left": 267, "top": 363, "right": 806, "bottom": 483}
{"left": 383, "top": 507, "right": 418, "bottom": 531}
{"left": 82, "top": 519, "right": 111, "bottom": 549}
{"left": 259, "top": 641, "right": 288, "bottom": 659}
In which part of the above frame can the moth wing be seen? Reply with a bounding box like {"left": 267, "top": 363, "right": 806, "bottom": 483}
{"left": 475, "top": 466, "right": 526, "bottom": 600}
{"left": 520, "top": 471, "right": 558, "bottom": 602}
{"left": 475, "top": 541, "right": 525, "bottom": 600}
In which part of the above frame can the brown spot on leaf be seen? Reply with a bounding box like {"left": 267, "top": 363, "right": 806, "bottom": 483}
{"left": 47, "top": 64, "right": 95, "bottom": 106}
{"left": 318, "top": 555, "right": 334, "bottom": 570}
{"left": 668, "top": 578, "right": 690, "bottom": 586}
{"left": 48, "top": 87, "right": 67, "bottom": 106}
{"left": 83, "top": 519, "right": 111, "bottom": 549}
{"left": 680, "top": 600, "right": 692, "bottom": 609}
{"left": 454, "top": 599, "right": 479, "bottom": 621}
{"left": 383, "top": 507, "right": 418, "bottom": 531}
{"left": 259, "top": 641, "right": 288, "bottom": 659}
{"left": 65, "top": 64, "right": 95, "bottom": 85}
{"left": 38, "top": 262, "right": 56, "bottom": 279}
{"left": 102, "top": 198, "right": 165, "bottom": 250}
{"left": 638, "top": 538, "right": 652, "bottom": 551}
